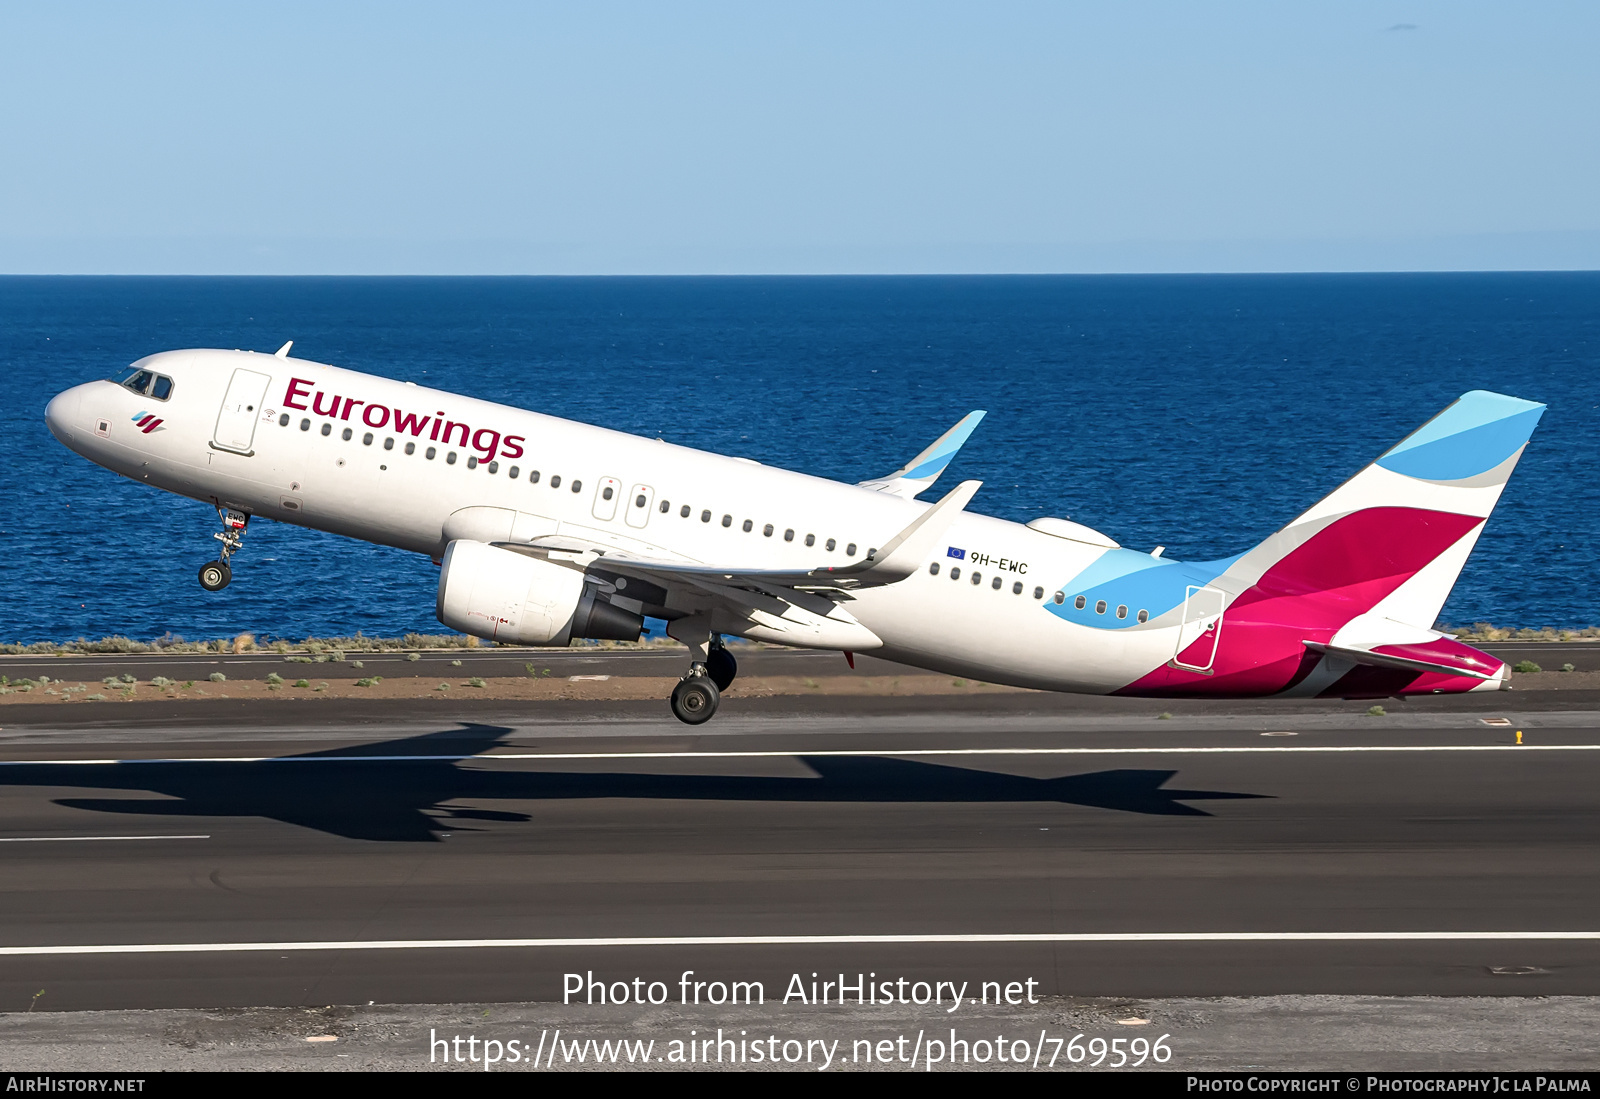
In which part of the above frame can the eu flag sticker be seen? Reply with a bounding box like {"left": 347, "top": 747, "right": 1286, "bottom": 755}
{"left": 946, "top": 547, "right": 966, "bottom": 560}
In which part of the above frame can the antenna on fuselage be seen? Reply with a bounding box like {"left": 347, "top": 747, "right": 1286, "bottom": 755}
{"left": 274, "top": 341, "right": 293, "bottom": 358}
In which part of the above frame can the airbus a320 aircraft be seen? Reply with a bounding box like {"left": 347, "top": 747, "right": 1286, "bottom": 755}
{"left": 45, "top": 345, "right": 1543, "bottom": 724}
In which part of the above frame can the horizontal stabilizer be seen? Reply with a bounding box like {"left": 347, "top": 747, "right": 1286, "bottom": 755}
{"left": 1304, "top": 639, "right": 1506, "bottom": 682}
{"left": 858, "top": 411, "right": 985, "bottom": 499}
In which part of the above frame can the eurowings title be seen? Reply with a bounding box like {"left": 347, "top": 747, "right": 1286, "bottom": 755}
{"left": 283, "top": 377, "right": 526, "bottom": 463}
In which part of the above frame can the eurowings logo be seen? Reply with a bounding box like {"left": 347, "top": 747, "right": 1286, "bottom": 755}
{"left": 132, "top": 411, "right": 165, "bottom": 434}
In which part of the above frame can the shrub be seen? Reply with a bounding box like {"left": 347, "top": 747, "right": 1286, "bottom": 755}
{"left": 1562, "top": 663, "right": 1575, "bottom": 673}
{"left": 451, "top": 659, "right": 462, "bottom": 667}
{"left": 150, "top": 676, "right": 173, "bottom": 688}
{"left": 1512, "top": 661, "right": 1542, "bottom": 674}
{"left": 1367, "top": 705, "right": 1387, "bottom": 717}
{"left": 355, "top": 677, "right": 381, "bottom": 688}
{"left": 265, "top": 673, "right": 283, "bottom": 685}
{"left": 405, "top": 653, "right": 421, "bottom": 662}
{"left": 293, "top": 679, "right": 310, "bottom": 688}
{"left": 208, "top": 672, "right": 227, "bottom": 683}
{"left": 467, "top": 677, "right": 486, "bottom": 688}
{"left": 232, "top": 633, "right": 255, "bottom": 653}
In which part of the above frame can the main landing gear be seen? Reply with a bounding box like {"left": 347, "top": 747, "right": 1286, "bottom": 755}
{"left": 666, "top": 622, "right": 739, "bottom": 725}
{"left": 198, "top": 507, "right": 249, "bottom": 592}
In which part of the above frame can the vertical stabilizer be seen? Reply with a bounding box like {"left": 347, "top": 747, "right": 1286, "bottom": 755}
{"left": 1226, "top": 390, "right": 1545, "bottom": 631}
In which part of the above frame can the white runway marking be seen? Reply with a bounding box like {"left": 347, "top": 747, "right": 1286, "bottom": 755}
{"left": 3, "top": 931, "right": 1599, "bottom": 956}
{"left": 0, "top": 744, "right": 1597, "bottom": 766}
{"left": 0, "top": 834, "right": 209, "bottom": 843}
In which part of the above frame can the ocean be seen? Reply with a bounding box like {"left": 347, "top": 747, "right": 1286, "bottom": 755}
{"left": 3, "top": 273, "right": 1595, "bottom": 644}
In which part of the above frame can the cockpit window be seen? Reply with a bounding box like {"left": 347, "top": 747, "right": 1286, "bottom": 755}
{"left": 119, "top": 369, "right": 154, "bottom": 394}
{"left": 116, "top": 368, "right": 173, "bottom": 401}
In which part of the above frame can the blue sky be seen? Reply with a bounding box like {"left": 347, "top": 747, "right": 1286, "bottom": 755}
{"left": 1, "top": 2, "right": 1595, "bottom": 274}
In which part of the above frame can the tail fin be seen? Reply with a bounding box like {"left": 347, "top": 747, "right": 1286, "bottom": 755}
{"left": 1225, "top": 390, "right": 1545, "bottom": 631}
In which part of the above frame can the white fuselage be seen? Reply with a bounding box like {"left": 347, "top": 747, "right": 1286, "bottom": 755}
{"left": 46, "top": 349, "right": 1190, "bottom": 693}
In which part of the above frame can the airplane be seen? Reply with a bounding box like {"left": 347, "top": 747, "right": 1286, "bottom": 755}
{"left": 44, "top": 344, "right": 1544, "bottom": 724}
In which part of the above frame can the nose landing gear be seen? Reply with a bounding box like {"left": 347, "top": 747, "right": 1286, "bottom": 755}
{"left": 199, "top": 507, "right": 249, "bottom": 592}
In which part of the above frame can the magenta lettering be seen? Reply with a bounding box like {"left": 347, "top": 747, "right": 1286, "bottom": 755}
{"left": 440, "top": 420, "right": 470, "bottom": 447}
{"left": 312, "top": 391, "right": 341, "bottom": 417}
{"left": 341, "top": 397, "right": 364, "bottom": 421}
{"left": 393, "top": 409, "right": 431, "bottom": 436}
{"left": 471, "top": 427, "right": 501, "bottom": 462}
{"left": 501, "top": 435, "right": 526, "bottom": 459}
{"left": 362, "top": 403, "right": 390, "bottom": 429}
{"left": 284, "top": 378, "right": 313, "bottom": 411}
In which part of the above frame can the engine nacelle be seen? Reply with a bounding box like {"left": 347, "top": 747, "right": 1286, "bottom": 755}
{"left": 435, "top": 539, "right": 642, "bottom": 646}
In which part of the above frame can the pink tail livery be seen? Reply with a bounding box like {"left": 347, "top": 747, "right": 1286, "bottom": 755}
{"left": 1117, "top": 390, "right": 1546, "bottom": 699}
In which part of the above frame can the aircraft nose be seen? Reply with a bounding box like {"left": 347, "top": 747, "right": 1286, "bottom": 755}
{"left": 44, "top": 384, "right": 91, "bottom": 445}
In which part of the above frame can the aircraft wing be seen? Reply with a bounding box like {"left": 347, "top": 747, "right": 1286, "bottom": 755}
{"left": 857, "top": 411, "right": 985, "bottom": 499}
{"left": 492, "top": 479, "right": 982, "bottom": 596}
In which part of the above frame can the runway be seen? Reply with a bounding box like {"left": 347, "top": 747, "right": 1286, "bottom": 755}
{"left": 0, "top": 679, "right": 1597, "bottom": 1013}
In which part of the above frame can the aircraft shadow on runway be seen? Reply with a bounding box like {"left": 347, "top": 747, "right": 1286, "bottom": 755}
{"left": 11, "top": 724, "right": 1270, "bottom": 842}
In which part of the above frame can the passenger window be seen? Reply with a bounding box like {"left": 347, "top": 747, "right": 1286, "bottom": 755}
{"left": 602, "top": 486, "right": 614, "bottom": 501}
{"left": 742, "top": 519, "right": 752, "bottom": 532}
{"left": 279, "top": 414, "right": 290, "bottom": 427}
{"left": 1012, "top": 581, "right": 1022, "bottom": 595}
{"left": 426, "top": 447, "right": 436, "bottom": 459}
{"left": 784, "top": 529, "right": 794, "bottom": 542}
{"left": 551, "top": 475, "right": 561, "bottom": 488}
{"left": 1095, "top": 600, "right": 1107, "bottom": 614}
{"left": 1137, "top": 609, "right": 1149, "bottom": 623}
{"left": 971, "top": 572, "right": 981, "bottom": 585}
{"left": 509, "top": 466, "right": 519, "bottom": 478}
{"left": 992, "top": 576, "right": 1002, "bottom": 590}
{"left": 529, "top": 471, "right": 540, "bottom": 484}
{"left": 321, "top": 423, "right": 332, "bottom": 436}
{"left": 929, "top": 562, "right": 940, "bottom": 576}
{"left": 300, "top": 418, "right": 311, "bottom": 431}
{"left": 763, "top": 524, "right": 773, "bottom": 537}
{"left": 467, "top": 456, "right": 478, "bottom": 469}
{"left": 1074, "top": 596, "right": 1087, "bottom": 609}
{"left": 363, "top": 433, "right": 374, "bottom": 446}
{"left": 405, "top": 442, "right": 415, "bottom": 455}
{"left": 722, "top": 514, "right": 732, "bottom": 527}
{"left": 151, "top": 375, "right": 173, "bottom": 400}
{"left": 1034, "top": 587, "right": 1044, "bottom": 600}
{"left": 1053, "top": 591, "right": 1065, "bottom": 605}
{"left": 488, "top": 461, "right": 499, "bottom": 474}
{"left": 825, "top": 538, "right": 836, "bottom": 551}
{"left": 659, "top": 500, "right": 670, "bottom": 513}
{"left": 950, "top": 566, "right": 961, "bottom": 580}
{"left": 635, "top": 494, "right": 646, "bottom": 508}
{"left": 384, "top": 438, "right": 394, "bottom": 450}
{"left": 846, "top": 543, "right": 857, "bottom": 556}
{"left": 1116, "top": 605, "right": 1127, "bottom": 619}
{"left": 805, "top": 534, "right": 815, "bottom": 547}
{"left": 571, "top": 480, "right": 582, "bottom": 492}
{"left": 447, "top": 452, "right": 457, "bottom": 465}
{"left": 679, "top": 504, "right": 690, "bottom": 517}
{"left": 342, "top": 427, "right": 353, "bottom": 441}
{"left": 701, "top": 510, "right": 711, "bottom": 522}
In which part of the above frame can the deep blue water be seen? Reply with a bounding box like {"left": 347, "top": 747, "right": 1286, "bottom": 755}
{"left": 2, "top": 274, "right": 1595, "bottom": 645}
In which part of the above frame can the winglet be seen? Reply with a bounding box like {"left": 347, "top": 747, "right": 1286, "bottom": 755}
{"left": 858, "top": 411, "right": 985, "bottom": 498}
{"left": 274, "top": 341, "right": 294, "bottom": 359}
{"left": 813, "top": 479, "right": 982, "bottom": 584}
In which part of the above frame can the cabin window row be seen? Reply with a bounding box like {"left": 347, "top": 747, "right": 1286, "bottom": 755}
{"left": 280, "top": 413, "right": 583, "bottom": 489}
{"left": 277, "top": 415, "right": 870, "bottom": 553}
{"left": 929, "top": 561, "right": 1042, "bottom": 598}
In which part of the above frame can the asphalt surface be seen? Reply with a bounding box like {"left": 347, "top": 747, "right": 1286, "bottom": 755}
{"left": 3, "top": 639, "right": 1597, "bottom": 684}
{"left": 0, "top": 680, "right": 1597, "bottom": 1014}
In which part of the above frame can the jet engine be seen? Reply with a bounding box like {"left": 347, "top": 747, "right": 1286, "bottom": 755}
{"left": 435, "top": 539, "right": 643, "bottom": 646}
